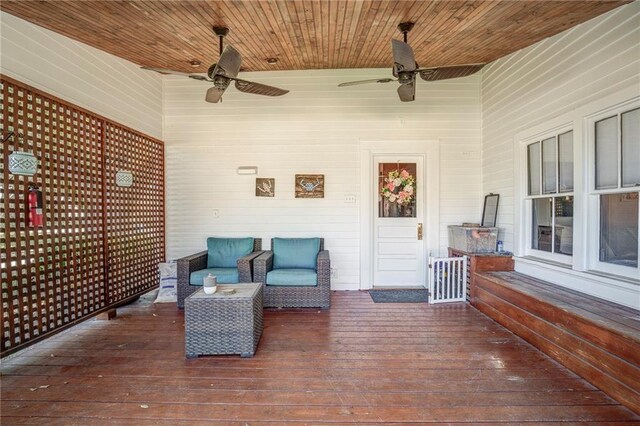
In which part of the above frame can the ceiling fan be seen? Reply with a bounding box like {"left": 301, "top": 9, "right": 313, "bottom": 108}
{"left": 338, "top": 22, "right": 484, "bottom": 102}
{"left": 142, "top": 27, "right": 289, "bottom": 103}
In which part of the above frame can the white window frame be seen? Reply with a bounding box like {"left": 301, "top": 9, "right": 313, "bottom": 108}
{"left": 520, "top": 124, "right": 574, "bottom": 265}
{"left": 514, "top": 93, "right": 639, "bottom": 309}
{"left": 585, "top": 100, "right": 640, "bottom": 280}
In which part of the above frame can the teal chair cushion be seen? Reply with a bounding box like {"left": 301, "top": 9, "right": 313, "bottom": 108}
{"left": 266, "top": 269, "right": 317, "bottom": 286}
{"left": 190, "top": 268, "right": 239, "bottom": 285}
{"left": 272, "top": 238, "right": 320, "bottom": 270}
{"left": 207, "top": 237, "right": 254, "bottom": 268}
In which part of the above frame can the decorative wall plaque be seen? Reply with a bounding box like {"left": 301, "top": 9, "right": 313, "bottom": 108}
{"left": 295, "top": 174, "right": 324, "bottom": 198}
{"left": 115, "top": 170, "right": 134, "bottom": 187}
{"left": 9, "top": 151, "right": 38, "bottom": 176}
{"left": 256, "top": 178, "right": 275, "bottom": 197}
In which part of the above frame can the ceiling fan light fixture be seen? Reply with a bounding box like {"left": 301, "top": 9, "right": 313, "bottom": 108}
{"left": 266, "top": 57, "right": 278, "bottom": 64}
{"left": 398, "top": 72, "right": 413, "bottom": 85}
{"left": 189, "top": 60, "right": 201, "bottom": 67}
{"left": 213, "top": 75, "right": 230, "bottom": 90}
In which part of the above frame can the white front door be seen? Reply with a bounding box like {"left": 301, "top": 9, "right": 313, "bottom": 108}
{"left": 373, "top": 155, "right": 425, "bottom": 287}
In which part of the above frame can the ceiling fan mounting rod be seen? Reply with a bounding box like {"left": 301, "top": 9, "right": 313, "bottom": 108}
{"left": 212, "top": 26, "right": 229, "bottom": 55}
{"left": 397, "top": 22, "right": 414, "bottom": 43}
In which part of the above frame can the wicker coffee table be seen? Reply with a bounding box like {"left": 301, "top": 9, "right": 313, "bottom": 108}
{"left": 184, "top": 283, "right": 263, "bottom": 358}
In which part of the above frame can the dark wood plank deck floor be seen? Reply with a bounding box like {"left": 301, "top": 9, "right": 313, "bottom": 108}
{"left": 1, "top": 291, "right": 639, "bottom": 424}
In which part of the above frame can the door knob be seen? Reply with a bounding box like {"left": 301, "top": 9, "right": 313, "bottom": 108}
{"left": 417, "top": 223, "right": 423, "bottom": 240}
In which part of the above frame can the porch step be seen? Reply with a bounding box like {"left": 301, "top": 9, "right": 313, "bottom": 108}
{"left": 473, "top": 271, "right": 640, "bottom": 414}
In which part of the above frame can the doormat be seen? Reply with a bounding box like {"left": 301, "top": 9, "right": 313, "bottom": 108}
{"left": 369, "top": 289, "right": 429, "bottom": 303}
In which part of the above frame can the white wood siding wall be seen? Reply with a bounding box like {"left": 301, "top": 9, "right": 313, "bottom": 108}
{"left": 0, "top": 12, "right": 163, "bottom": 138}
{"left": 164, "top": 70, "right": 482, "bottom": 289}
{"left": 482, "top": 3, "right": 640, "bottom": 250}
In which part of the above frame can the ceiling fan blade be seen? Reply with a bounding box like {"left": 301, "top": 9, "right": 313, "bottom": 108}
{"left": 212, "top": 45, "right": 243, "bottom": 78}
{"left": 231, "top": 78, "right": 289, "bottom": 97}
{"left": 141, "top": 66, "right": 191, "bottom": 77}
{"left": 397, "top": 82, "right": 415, "bottom": 102}
{"left": 188, "top": 75, "right": 211, "bottom": 82}
{"left": 418, "top": 64, "right": 485, "bottom": 81}
{"left": 391, "top": 39, "right": 417, "bottom": 72}
{"left": 141, "top": 66, "right": 210, "bottom": 81}
{"left": 338, "top": 78, "right": 396, "bottom": 87}
{"left": 205, "top": 86, "right": 226, "bottom": 103}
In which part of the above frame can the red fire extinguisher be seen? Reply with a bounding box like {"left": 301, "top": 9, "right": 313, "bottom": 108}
{"left": 28, "top": 184, "right": 44, "bottom": 227}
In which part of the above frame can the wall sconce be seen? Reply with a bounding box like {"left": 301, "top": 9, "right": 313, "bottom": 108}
{"left": 115, "top": 170, "right": 134, "bottom": 187}
{"left": 237, "top": 166, "right": 258, "bottom": 175}
{"left": 3, "top": 131, "right": 38, "bottom": 176}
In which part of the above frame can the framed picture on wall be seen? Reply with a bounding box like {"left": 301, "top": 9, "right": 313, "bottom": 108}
{"left": 256, "top": 178, "right": 275, "bottom": 197}
{"left": 295, "top": 174, "right": 324, "bottom": 198}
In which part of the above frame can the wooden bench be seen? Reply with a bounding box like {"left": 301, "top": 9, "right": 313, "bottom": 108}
{"left": 473, "top": 271, "right": 640, "bottom": 414}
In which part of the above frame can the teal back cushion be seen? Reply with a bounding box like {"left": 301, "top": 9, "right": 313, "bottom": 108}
{"left": 207, "top": 237, "right": 254, "bottom": 268}
{"left": 273, "top": 238, "right": 320, "bottom": 270}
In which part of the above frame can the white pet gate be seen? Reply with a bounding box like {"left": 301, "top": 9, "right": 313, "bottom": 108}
{"left": 428, "top": 256, "right": 468, "bottom": 303}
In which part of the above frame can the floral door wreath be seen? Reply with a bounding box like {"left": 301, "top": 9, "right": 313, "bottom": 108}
{"left": 381, "top": 169, "right": 416, "bottom": 205}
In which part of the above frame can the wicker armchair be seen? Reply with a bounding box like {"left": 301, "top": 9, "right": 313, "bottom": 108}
{"left": 177, "top": 238, "right": 262, "bottom": 308}
{"left": 254, "top": 238, "right": 330, "bottom": 309}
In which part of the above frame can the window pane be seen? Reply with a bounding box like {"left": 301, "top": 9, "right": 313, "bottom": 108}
{"left": 558, "top": 131, "right": 573, "bottom": 192}
{"left": 528, "top": 142, "right": 541, "bottom": 196}
{"left": 542, "top": 137, "right": 557, "bottom": 194}
{"left": 622, "top": 108, "right": 640, "bottom": 187}
{"left": 532, "top": 197, "right": 552, "bottom": 252}
{"left": 554, "top": 196, "right": 573, "bottom": 255}
{"left": 600, "top": 192, "right": 638, "bottom": 268}
{"left": 595, "top": 116, "right": 618, "bottom": 190}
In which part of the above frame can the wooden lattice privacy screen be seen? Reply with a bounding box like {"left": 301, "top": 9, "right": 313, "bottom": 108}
{"left": 0, "top": 76, "right": 165, "bottom": 355}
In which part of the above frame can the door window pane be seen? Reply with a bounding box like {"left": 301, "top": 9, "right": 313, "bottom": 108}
{"left": 595, "top": 116, "right": 618, "bottom": 190}
{"left": 379, "top": 162, "right": 417, "bottom": 217}
{"left": 542, "top": 137, "right": 557, "bottom": 194}
{"left": 554, "top": 196, "right": 573, "bottom": 255}
{"left": 532, "top": 197, "right": 552, "bottom": 252}
{"left": 621, "top": 108, "right": 640, "bottom": 188}
{"left": 528, "top": 142, "right": 541, "bottom": 195}
{"left": 600, "top": 192, "right": 638, "bottom": 268}
{"left": 558, "top": 131, "right": 573, "bottom": 192}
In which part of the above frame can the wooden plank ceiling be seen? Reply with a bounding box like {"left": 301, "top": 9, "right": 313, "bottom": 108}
{"left": 0, "top": 1, "right": 630, "bottom": 74}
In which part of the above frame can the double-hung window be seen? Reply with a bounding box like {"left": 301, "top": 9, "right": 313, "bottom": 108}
{"left": 518, "top": 98, "right": 639, "bottom": 306}
{"left": 590, "top": 106, "right": 639, "bottom": 277}
{"left": 526, "top": 130, "right": 574, "bottom": 260}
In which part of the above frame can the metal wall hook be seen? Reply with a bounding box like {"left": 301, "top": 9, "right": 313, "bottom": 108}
{"left": 1, "top": 130, "right": 26, "bottom": 144}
